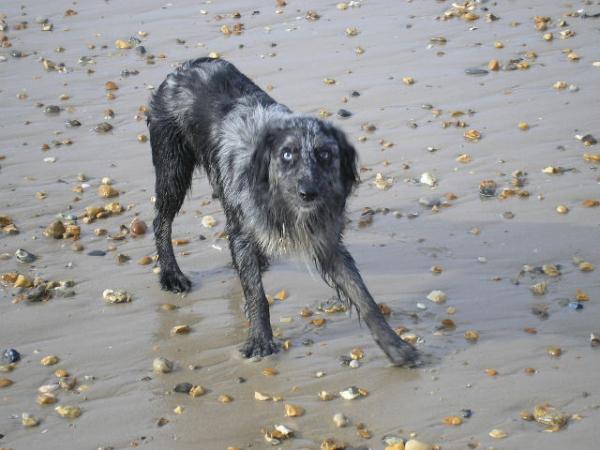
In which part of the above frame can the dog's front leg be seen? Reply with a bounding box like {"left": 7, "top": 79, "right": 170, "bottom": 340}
{"left": 229, "top": 234, "right": 279, "bottom": 358}
{"left": 320, "top": 244, "right": 419, "bottom": 366}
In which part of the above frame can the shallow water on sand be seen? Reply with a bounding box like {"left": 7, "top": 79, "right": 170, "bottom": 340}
{"left": 1, "top": 1, "right": 599, "bottom": 449}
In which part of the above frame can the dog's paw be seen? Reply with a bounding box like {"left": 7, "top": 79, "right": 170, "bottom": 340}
{"left": 385, "top": 342, "right": 420, "bottom": 367}
{"left": 376, "top": 333, "right": 420, "bottom": 367}
{"left": 160, "top": 270, "right": 192, "bottom": 293}
{"left": 240, "top": 335, "right": 280, "bottom": 358}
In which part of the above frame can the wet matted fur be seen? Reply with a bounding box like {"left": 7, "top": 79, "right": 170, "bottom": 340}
{"left": 148, "top": 57, "right": 417, "bottom": 366}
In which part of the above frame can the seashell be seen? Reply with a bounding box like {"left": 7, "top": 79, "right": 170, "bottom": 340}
{"left": 41, "top": 355, "right": 59, "bottom": 366}
{"left": 579, "top": 262, "right": 594, "bottom": 272}
{"left": 0, "top": 378, "right": 13, "bottom": 388}
{"left": 153, "top": 357, "right": 173, "bottom": 374}
{"left": 138, "top": 256, "right": 153, "bottom": 265}
{"left": 274, "top": 424, "right": 293, "bottom": 438}
{"left": 590, "top": 333, "right": 600, "bottom": 347}
{"left": 333, "top": 412, "right": 348, "bottom": 428}
{"left": 464, "top": 129, "right": 481, "bottom": 141}
{"left": 402, "top": 76, "right": 414, "bottom": 85}
{"left": 173, "top": 405, "right": 184, "bottom": 414}
{"left": 518, "top": 121, "right": 530, "bottom": 130}
{"left": 374, "top": 173, "right": 393, "bottom": 190}
{"left": 582, "top": 199, "right": 600, "bottom": 208}
{"left": 274, "top": 289, "right": 287, "bottom": 301}
{"left": 420, "top": 172, "right": 437, "bottom": 187}
{"left": 172, "top": 238, "right": 189, "bottom": 246}
{"left": 533, "top": 403, "right": 568, "bottom": 431}
{"left": 208, "top": 52, "right": 220, "bottom": 59}
{"left": 103, "top": 289, "right": 132, "bottom": 303}
{"left": 385, "top": 443, "right": 405, "bottom": 450}
{"left": 485, "top": 368, "right": 498, "bottom": 377}
{"left": 170, "top": 325, "right": 190, "bottom": 335}
{"left": 542, "top": 264, "right": 560, "bottom": 277}
{"left": 427, "top": 290, "right": 446, "bottom": 304}
{"left": 524, "top": 367, "right": 536, "bottom": 375}
{"left": 556, "top": 204, "right": 569, "bottom": 214}
{"left": 345, "top": 26, "right": 359, "bottom": 36}
{"left": 284, "top": 403, "right": 304, "bottom": 417}
{"left": 339, "top": 386, "right": 367, "bottom": 400}
{"left": 442, "top": 415, "right": 463, "bottom": 426}
{"left": 59, "top": 377, "right": 76, "bottom": 390}
{"left": 255, "top": 391, "right": 271, "bottom": 401}
{"left": 22, "top": 412, "right": 40, "bottom": 427}
{"left": 104, "top": 81, "right": 118, "bottom": 91}
{"left": 553, "top": 81, "right": 567, "bottom": 90}
{"left": 489, "top": 429, "right": 507, "bottom": 439}
{"left": 530, "top": 282, "right": 547, "bottom": 295}
{"left": 54, "top": 369, "right": 69, "bottom": 378}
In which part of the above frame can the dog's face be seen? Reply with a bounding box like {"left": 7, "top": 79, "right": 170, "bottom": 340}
{"left": 252, "top": 118, "right": 359, "bottom": 213}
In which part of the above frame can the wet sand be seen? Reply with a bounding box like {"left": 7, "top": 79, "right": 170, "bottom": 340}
{"left": 1, "top": 0, "right": 600, "bottom": 449}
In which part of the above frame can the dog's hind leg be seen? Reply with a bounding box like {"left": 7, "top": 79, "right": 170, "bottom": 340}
{"left": 318, "top": 244, "right": 419, "bottom": 367}
{"left": 228, "top": 232, "right": 279, "bottom": 358}
{"left": 150, "top": 125, "right": 194, "bottom": 293}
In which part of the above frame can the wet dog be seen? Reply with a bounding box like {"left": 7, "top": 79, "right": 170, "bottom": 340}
{"left": 148, "top": 57, "right": 417, "bottom": 366}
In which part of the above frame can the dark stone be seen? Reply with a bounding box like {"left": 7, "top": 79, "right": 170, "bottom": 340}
{"left": 174, "top": 382, "right": 193, "bottom": 393}
{"left": 337, "top": 109, "right": 352, "bottom": 118}
{"left": 87, "top": 250, "right": 106, "bottom": 257}
{"left": 2, "top": 348, "right": 21, "bottom": 363}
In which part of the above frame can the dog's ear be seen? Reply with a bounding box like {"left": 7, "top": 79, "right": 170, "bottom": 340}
{"left": 250, "top": 129, "right": 273, "bottom": 190}
{"left": 330, "top": 126, "right": 359, "bottom": 196}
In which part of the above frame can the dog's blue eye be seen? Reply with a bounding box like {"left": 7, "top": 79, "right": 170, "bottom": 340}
{"left": 281, "top": 148, "right": 293, "bottom": 161}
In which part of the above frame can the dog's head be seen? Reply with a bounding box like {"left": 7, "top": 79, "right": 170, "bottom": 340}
{"left": 251, "top": 117, "right": 359, "bottom": 213}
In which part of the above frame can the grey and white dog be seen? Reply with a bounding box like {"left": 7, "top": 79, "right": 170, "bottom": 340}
{"left": 148, "top": 57, "right": 417, "bottom": 366}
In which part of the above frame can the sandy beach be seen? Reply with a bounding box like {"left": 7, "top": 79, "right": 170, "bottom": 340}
{"left": 1, "top": 0, "right": 600, "bottom": 449}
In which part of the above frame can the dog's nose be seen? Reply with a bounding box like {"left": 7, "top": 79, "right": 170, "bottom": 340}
{"left": 298, "top": 186, "right": 318, "bottom": 202}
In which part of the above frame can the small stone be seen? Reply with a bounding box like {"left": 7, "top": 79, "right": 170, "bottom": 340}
{"left": 427, "top": 290, "right": 446, "bottom": 304}
{"left": 0, "top": 378, "right": 13, "bottom": 388}
{"left": 95, "top": 122, "right": 113, "bottom": 133}
{"left": 174, "top": 382, "right": 193, "bottom": 394}
{"left": 405, "top": 440, "right": 433, "bottom": 450}
{"left": 489, "top": 429, "right": 507, "bottom": 439}
{"left": 284, "top": 403, "right": 304, "bottom": 417}
{"left": 103, "top": 289, "right": 132, "bottom": 303}
{"left": 44, "top": 220, "right": 65, "bottom": 239}
{"left": 465, "top": 67, "right": 489, "bottom": 76}
{"left": 171, "top": 325, "right": 191, "bottom": 336}
{"left": 37, "top": 392, "right": 57, "bottom": 405}
{"left": 22, "top": 413, "right": 40, "bottom": 427}
{"left": 337, "top": 109, "right": 352, "bottom": 118}
{"left": 2, "top": 349, "right": 20, "bottom": 363}
{"left": 153, "top": 357, "right": 173, "bottom": 374}
{"left": 333, "top": 412, "right": 348, "bottom": 428}
{"left": 40, "top": 355, "right": 59, "bottom": 366}
{"left": 189, "top": 385, "right": 206, "bottom": 397}
{"left": 55, "top": 405, "right": 81, "bottom": 419}
{"left": 130, "top": 219, "right": 147, "bottom": 235}
{"left": 138, "top": 256, "right": 153, "bottom": 265}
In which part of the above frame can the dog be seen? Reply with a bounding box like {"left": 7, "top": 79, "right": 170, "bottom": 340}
{"left": 147, "top": 57, "right": 418, "bottom": 366}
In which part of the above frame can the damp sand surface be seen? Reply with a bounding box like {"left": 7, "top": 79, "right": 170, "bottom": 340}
{"left": 1, "top": 1, "right": 600, "bottom": 449}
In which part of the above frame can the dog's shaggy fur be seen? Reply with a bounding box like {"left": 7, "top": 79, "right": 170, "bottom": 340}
{"left": 148, "top": 57, "right": 417, "bottom": 365}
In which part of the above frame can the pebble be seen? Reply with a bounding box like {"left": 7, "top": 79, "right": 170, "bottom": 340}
{"left": 95, "top": 122, "right": 114, "bottom": 133}
{"left": 153, "top": 357, "right": 173, "bottom": 374}
{"left": 44, "top": 105, "right": 61, "bottom": 115}
{"left": 87, "top": 250, "right": 106, "bottom": 257}
{"left": 174, "top": 382, "right": 193, "bottom": 394}
{"left": 21, "top": 413, "right": 40, "bottom": 427}
{"left": 337, "top": 109, "right": 352, "bottom": 118}
{"left": 427, "top": 290, "right": 447, "bottom": 304}
{"left": 55, "top": 405, "right": 81, "bottom": 419}
{"left": 2, "top": 349, "right": 21, "bottom": 363}
{"left": 102, "top": 289, "right": 132, "bottom": 303}
{"left": 15, "top": 248, "right": 36, "bottom": 263}
{"left": 333, "top": 412, "right": 348, "bottom": 428}
{"left": 465, "top": 67, "right": 489, "bottom": 76}
{"left": 420, "top": 172, "right": 437, "bottom": 186}
{"left": 405, "top": 440, "right": 433, "bottom": 450}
